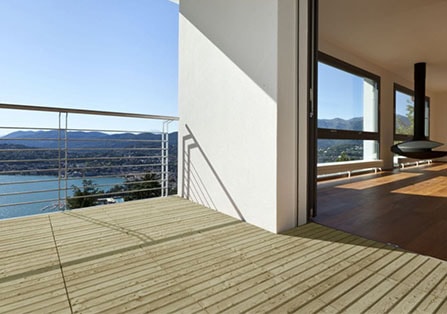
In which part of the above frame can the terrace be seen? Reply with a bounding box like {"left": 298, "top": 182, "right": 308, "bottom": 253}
{"left": 2, "top": 196, "right": 447, "bottom": 313}
{"left": 4, "top": 0, "right": 447, "bottom": 312}
{"left": 1, "top": 103, "right": 447, "bottom": 313}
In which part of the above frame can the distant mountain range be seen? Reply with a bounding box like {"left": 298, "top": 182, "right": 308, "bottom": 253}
{"left": 318, "top": 115, "right": 411, "bottom": 131}
{"left": 318, "top": 117, "right": 364, "bottom": 131}
{"left": 0, "top": 114, "right": 411, "bottom": 150}
{"left": 0, "top": 130, "right": 178, "bottom": 149}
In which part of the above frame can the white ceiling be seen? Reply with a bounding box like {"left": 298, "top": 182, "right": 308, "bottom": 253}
{"left": 319, "top": 0, "right": 447, "bottom": 92}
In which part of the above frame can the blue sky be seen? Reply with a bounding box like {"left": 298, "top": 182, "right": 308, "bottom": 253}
{"left": 317, "top": 62, "right": 364, "bottom": 120}
{"left": 0, "top": 0, "right": 178, "bottom": 133}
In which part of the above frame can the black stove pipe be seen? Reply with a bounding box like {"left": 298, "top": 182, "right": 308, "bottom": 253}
{"left": 414, "top": 62, "right": 426, "bottom": 140}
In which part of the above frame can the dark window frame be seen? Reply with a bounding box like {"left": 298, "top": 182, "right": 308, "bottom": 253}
{"left": 317, "top": 52, "right": 381, "bottom": 158}
{"left": 393, "top": 83, "right": 430, "bottom": 142}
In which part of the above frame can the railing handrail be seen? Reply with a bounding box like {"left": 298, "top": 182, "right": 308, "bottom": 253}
{"left": 0, "top": 102, "right": 179, "bottom": 121}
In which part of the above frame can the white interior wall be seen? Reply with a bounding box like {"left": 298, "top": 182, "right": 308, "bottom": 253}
{"left": 178, "top": 0, "right": 300, "bottom": 233}
{"left": 430, "top": 92, "right": 447, "bottom": 160}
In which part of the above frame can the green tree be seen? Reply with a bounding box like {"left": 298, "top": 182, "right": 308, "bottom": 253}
{"left": 336, "top": 151, "right": 350, "bottom": 162}
{"left": 107, "top": 184, "right": 126, "bottom": 194}
{"left": 396, "top": 101, "right": 414, "bottom": 135}
{"left": 67, "top": 179, "right": 103, "bottom": 209}
{"left": 124, "top": 173, "right": 161, "bottom": 201}
{"left": 406, "top": 103, "right": 414, "bottom": 128}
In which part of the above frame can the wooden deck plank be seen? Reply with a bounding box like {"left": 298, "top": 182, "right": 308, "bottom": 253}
{"left": 202, "top": 239, "right": 379, "bottom": 312}
{"left": 313, "top": 251, "right": 436, "bottom": 312}
{"left": 1, "top": 196, "right": 447, "bottom": 313}
{"left": 0, "top": 269, "right": 70, "bottom": 314}
{"left": 52, "top": 203, "right": 212, "bottom": 234}
{"left": 67, "top": 244, "right": 243, "bottom": 311}
{"left": 0, "top": 270, "right": 64, "bottom": 298}
{"left": 240, "top": 249, "right": 377, "bottom": 312}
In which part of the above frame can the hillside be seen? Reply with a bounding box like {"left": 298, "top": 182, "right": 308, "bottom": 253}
{"left": 318, "top": 117, "right": 363, "bottom": 131}
{"left": 0, "top": 131, "right": 179, "bottom": 176}
{"left": 0, "top": 130, "right": 178, "bottom": 149}
{"left": 316, "top": 116, "right": 411, "bottom": 162}
{"left": 318, "top": 115, "right": 410, "bottom": 133}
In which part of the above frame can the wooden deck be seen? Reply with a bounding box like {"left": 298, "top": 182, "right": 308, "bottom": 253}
{"left": 1, "top": 196, "right": 447, "bottom": 313}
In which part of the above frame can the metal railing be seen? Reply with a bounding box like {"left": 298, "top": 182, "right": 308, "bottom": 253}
{"left": 0, "top": 103, "right": 178, "bottom": 219}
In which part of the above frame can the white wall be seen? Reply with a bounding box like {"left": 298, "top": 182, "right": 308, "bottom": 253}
{"left": 178, "top": 0, "right": 301, "bottom": 233}
{"left": 430, "top": 92, "right": 447, "bottom": 159}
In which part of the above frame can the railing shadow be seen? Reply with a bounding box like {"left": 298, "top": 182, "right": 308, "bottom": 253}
{"left": 0, "top": 210, "right": 241, "bottom": 285}
{"left": 182, "top": 124, "right": 245, "bottom": 221}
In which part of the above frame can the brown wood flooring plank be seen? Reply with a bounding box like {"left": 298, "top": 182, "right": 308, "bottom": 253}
{"left": 316, "top": 163, "right": 447, "bottom": 260}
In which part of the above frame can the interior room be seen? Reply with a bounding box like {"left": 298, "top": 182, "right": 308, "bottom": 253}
{"left": 315, "top": 0, "right": 447, "bottom": 261}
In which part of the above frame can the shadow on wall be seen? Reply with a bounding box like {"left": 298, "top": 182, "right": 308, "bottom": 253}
{"left": 182, "top": 124, "right": 245, "bottom": 221}
{"left": 180, "top": 1, "right": 277, "bottom": 101}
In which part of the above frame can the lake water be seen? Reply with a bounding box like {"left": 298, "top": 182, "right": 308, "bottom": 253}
{"left": 0, "top": 175, "right": 124, "bottom": 220}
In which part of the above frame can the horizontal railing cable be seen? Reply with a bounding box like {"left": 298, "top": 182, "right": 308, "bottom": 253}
{"left": 0, "top": 103, "right": 177, "bottom": 218}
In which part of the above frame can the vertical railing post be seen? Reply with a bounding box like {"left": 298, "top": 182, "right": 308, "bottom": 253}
{"left": 161, "top": 121, "right": 171, "bottom": 197}
{"left": 64, "top": 113, "right": 69, "bottom": 207}
{"left": 161, "top": 121, "right": 167, "bottom": 197}
{"left": 58, "top": 112, "right": 62, "bottom": 209}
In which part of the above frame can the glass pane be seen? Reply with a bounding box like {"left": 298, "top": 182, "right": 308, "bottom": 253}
{"left": 394, "top": 88, "right": 430, "bottom": 137}
{"left": 318, "top": 62, "right": 378, "bottom": 132}
{"left": 317, "top": 139, "right": 379, "bottom": 164}
{"left": 395, "top": 90, "right": 414, "bottom": 136}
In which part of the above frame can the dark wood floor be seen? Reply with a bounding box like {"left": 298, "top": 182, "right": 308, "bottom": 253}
{"left": 315, "top": 162, "right": 447, "bottom": 261}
